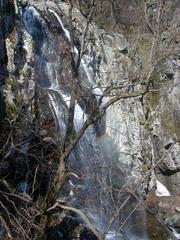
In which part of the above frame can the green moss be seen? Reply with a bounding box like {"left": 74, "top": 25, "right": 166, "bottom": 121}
{"left": 149, "top": 91, "right": 160, "bottom": 110}
{"left": 139, "top": 115, "right": 146, "bottom": 125}
{"left": 4, "top": 77, "right": 22, "bottom": 118}
{"left": 5, "top": 101, "right": 17, "bottom": 118}
{"left": 47, "top": 215, "right": 60, "bottom": 228}
{"left": 142, "top": 163, "right": 149, "bottom": 173}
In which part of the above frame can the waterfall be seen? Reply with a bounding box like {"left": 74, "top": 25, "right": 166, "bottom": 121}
{"left": 23, "top": 5, "right": 112, "bottom": 237}
{"left": 46, "top": 9, "right": 113, "bottom": 235}
{"left": 23, "top": 5, "right": 151, "bottom": 240}
{"left": 49, "top": 8, "right": 103, "bottom": 100}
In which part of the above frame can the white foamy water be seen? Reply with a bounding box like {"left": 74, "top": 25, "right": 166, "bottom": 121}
{"left": 49, "top": 8, "right": 103, "bottom": 100}
{"left": 105, "top": 231, "right": 123, "bottom": 240}
{"left": 49, "top": 9, "right": 70, "bottom": 40}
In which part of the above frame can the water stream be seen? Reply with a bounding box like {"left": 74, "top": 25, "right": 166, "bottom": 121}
{"left": 22, "top": 5, "right": 153, "bottom": 240}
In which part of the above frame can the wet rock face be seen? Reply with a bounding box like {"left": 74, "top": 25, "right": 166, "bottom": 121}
{"left": 0, "top": 0, "right": 37, "bottom": 119}
{"left": 23, "top": 7, "right": 43, "bottom": 38}
{"left": 0, "top": 0, "right": 59, "bottom": 224}
{"left": 0, "top": 1, "right": 15, "bottom": 119}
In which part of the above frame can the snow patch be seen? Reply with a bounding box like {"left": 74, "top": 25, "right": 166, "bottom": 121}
{"left": 156, "top": 180, "right": 171, "bottom": 197}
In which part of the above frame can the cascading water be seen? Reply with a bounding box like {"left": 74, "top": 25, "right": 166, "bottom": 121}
{"left": 23, "top": 5, "right": 150, "bottom": 240}
{"left": 23, "top": 5, "right": 111, "bottom": 238}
